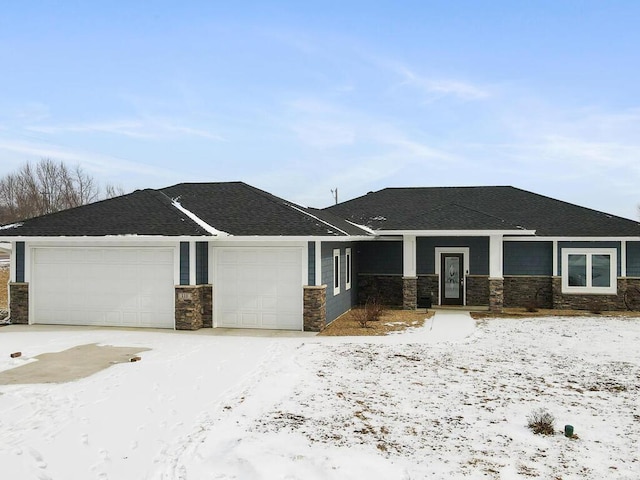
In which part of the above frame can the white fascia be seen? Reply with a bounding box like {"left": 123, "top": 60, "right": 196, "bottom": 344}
{"left": 377, "top": 229, "right": 537, "bottom": 236}
{"left": 0, "top": 235, "right": 212, "bottom": 243}
{"left": 217, "top": 235, "right": 373, "bottom": 242}
{"left": 171, "top": 199, "right": 229, "bottom": 237}
{"left": 505, "top": 236, "right": 640, "bottom": 241}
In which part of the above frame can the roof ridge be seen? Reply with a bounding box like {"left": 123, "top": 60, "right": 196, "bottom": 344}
{"left": 150, "top": 189, "right": 214, "bottom": 235}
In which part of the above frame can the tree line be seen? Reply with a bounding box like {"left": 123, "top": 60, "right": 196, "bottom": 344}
{"left": 0, "top": 159, "right": 124, "bottom": 225}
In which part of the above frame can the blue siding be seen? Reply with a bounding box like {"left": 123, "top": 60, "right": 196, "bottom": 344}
{"left": 179, "top": 242, "right": 190, "bottom": 285}
{"left": 504, "top": 241, "right": 553, "bottom": 275}
{"left": 195, "top": 242, "right": 208, "bottom": 285}
{"left": 626, "top": 242, "right": 640, "bottom": 277}
{"left": 417, "top": 237, "right": 489, "bottom": 275}
{"left": 322, "top": 242, "right": 355, "bottom": 323}
{"left": 558, "top": 241, "right": 621, "bottom": 276}
{"left": 356, "top": 241, "right": 402, "bottom": 274}
{"left": 308, "top": 242, "right": 315, "bottom": 285}
{"left": 15, "top": 241, "right": 25, "bottom": 282}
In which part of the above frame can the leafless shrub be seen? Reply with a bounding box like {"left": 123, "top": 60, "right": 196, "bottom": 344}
{"left": 527, "top": 408, "right": 555, "bottom": 435}
{"left": 353, "top": 298, "right": 384, "bottom": 328}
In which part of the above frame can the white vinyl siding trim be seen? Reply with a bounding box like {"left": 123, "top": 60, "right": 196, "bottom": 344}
{"left": 345, "top": 248, "right": 352, "bottom": 291}
{"left": 561, "top": 248, "right": 617, "bottom": 294}
{"left": 333, "top": 249, "right": 340, "bottom": 296}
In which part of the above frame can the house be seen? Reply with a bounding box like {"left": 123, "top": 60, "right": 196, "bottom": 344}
{"left": 326, "top": 186, "right": 640, "bottom": 312}
{"left": 1, "top": 183, "right": 639, "bottom": 331}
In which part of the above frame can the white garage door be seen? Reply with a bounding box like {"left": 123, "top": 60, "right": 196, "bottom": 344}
{"left": 32, "top": 247, "right": 175, "bottom": 328}
{"left": 215, "top": 247, "right": 303, "bottom": 330}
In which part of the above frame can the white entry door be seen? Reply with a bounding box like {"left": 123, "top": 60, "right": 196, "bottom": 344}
{"left": 31, "top": 247, "right": 175, "bottom": 328}
{"left": 214, "top": 247, "right": 303, "bottom": 330}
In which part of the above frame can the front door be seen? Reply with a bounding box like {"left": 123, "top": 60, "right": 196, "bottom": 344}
{"left": 441, "top": 253, "right": 464, "bottom": 305}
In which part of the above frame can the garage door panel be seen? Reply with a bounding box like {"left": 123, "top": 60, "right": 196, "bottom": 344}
{"left": 214, "top": 247, "right": 302, "bottom": 330}
{"left": 32, "top": 247, "right": 175, "bottom": 328}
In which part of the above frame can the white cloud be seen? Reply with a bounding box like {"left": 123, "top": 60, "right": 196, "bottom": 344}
{"left": 0, "top": 138, "right": 182, "bottom": 181}
{"left": 395, "top": 65, "right": 490, "bottom": 101}
{"left": 27, "top": 117, "right": 224, "bottom": 141}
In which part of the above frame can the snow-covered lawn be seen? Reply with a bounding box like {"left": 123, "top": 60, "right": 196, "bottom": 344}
{"left": 1, "top": 313, "right": 639, "bottom": 479}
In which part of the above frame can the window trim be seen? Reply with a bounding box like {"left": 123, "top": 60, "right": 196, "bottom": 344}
{"left": 333, "top": 249, "right": 340, "bottom": 296}
{"left": 561, "top": 248, "right": 617, "bottom": 294}
{"left": 345, "top": 248, "right": 352, "bottom": 291}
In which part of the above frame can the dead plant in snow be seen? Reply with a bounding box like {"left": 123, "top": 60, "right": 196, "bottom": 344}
{"left": 527, "top": 408, "right": 556, "bottom": 435}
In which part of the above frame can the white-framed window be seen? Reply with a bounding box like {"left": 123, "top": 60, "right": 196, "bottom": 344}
{"left": 561, "top": 248, "right": 617, "bottom": 294}
{"left": 333, "top": 249, "right": 340, "bottom": 296}
{"left": 345, "top": 248, "right": 352, "bottom": 291}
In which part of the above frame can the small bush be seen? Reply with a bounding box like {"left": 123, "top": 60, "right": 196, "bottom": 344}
{"left": 352, "top": 307, "right": 370, "bottom": 328}
{"left": 366, "top": 297, "right": 384, "bottom": 322}
{"left": 527, "top": 408, "right": 555, "bottom": 435}
{"left": 354, "top": 298, "right": 384, "bottom": 328}
{"left": 524, "top": 300, "right": 538, "bottom": 313}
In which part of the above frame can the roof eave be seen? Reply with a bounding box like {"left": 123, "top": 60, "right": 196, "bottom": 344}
{"left": 374, "top": 229, "right": 538, "bottom": 236}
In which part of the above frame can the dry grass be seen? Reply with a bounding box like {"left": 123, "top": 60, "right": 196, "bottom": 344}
{"left": 0, "top": 266, "right": 8, "bottom": 309}
{"left": 471, "top": 307, "right": 640, "bottom": 319}
{"left": 319, "top": 308, "right": 434, "bottom": 336}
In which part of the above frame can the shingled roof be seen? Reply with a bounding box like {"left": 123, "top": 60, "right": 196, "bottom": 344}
{"left": 325, "top": 186, "right": 640, "bottom": 236}
{"left": 0, "top": 189, "right": 211, "bottom": 237}
{"left": 0, "top": 182, "right": 372, "bottom": 238}
{"left": 160, "top": 182, "right": 370, "bottom": 236}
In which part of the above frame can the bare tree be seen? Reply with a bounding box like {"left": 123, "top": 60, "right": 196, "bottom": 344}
{"left": 104, "top": 183, "right": 126, "bottom": 199}
{"left": 0, "top": 159, "right": 125, "bottom": 224}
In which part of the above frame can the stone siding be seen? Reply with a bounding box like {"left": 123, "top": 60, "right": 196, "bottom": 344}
{"left": 357, "top": 274, "right": 403, "bottom": 306}
{"left": 9, "top": 282, "right": 29, "bottom": 324}
{"left": 304, "top": 285, "right": 327, "bottom": 331}
{"left": 402, "top": 277, "right": 417, "bottom": 310}
{"left": 504, "top": 276, "right": 553, "bottom": 309}
{"left": 175, "top": 285, "right": 213, "bottom": 330}
{"left": 417, "top": 275, "right": 438, "bottom": 307}
{"left": 489, "top": 278, "right": 504, "bottom": 312}
{"left": 551, "top": 277, "right": 640, "bottom": 311}
{"left": 466, "top": 276, "right": 489, "bottom": 306}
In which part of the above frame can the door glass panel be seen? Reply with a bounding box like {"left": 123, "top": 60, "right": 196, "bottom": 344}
{"left": 568, "top": 254, "right": 587, "bottom": 286}
{"left": 592, "top": 254, "right": 611, "bottom": 287}
{"left": 444, "top": 256, "right": 460, "bottom": 299}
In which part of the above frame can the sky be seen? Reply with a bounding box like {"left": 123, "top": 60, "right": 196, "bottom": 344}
{"left": 1, "top": 1, "right": 639, "bottom": 219}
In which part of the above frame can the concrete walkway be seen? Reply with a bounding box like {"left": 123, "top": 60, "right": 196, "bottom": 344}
{"left": 421, "top": 309, "right": 476, "bottom": 343}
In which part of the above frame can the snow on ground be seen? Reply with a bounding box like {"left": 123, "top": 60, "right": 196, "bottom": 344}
{"left": 1, "top": 313, "right": 639, "bottom": 479}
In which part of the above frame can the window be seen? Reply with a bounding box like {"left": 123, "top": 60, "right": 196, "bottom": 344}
{"left": 345, "top": 248, "right": 352, "bottom": 290}
{"left": 562, "top": 248, "right": 617, "bottom": 294}
{"left": 333, "top": 249, "right": 340, "bottom": 295}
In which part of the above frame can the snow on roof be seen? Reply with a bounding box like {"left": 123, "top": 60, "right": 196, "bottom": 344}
{"left": 346, "top": 220, "right": 376, "bottom": 235}
{"left": 171, "top": 199, "right": 229, "bottom": 237}
{"left": 0, "top": 223, "right": 22, "bottom": 230}
{"left": 285, "top": 203, "right": 350, "bottom": 236}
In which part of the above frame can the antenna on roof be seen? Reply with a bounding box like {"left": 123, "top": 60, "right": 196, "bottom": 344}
{"left": 331, "top": 188, "right": 338, "bottom": 205}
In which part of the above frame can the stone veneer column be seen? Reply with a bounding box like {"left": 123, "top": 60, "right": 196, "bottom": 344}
{"left": 488, "top": 278, "right": 504, "bottom": 313}
{"left": 303, "top": 285, "right": 326, "bottom": 332}
{"left": 551, "top": 276, "right": 562, "bottom": 309}
{"left": 9, "top": 282, "right": 29, "bottom": 324}
{"left": 175, "top": 285, "right": 212, "bottom": 330}
{"left": 403, "top": 277, "right": 417, "bottom": 310}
